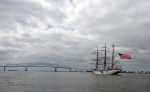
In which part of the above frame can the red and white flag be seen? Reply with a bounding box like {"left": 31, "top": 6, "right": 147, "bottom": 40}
{"left": 118, "top": 53, "right": 132, "bottom": 59}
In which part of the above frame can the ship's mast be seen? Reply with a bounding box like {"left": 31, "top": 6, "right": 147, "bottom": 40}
{"left": 104, "top": 43, "right": 107, "bottom": 70}
{"left": 112, "top": 44, "right": 115, "bottom": 69}
{"left": 91, "top": 46, "right": 100, "bottom": 70}
{"left": 95, "top": 46, "right": 99, "bottom": 70}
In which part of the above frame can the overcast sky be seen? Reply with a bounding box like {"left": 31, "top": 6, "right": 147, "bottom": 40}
{"left": 0, "top": 0, "right": 150, "bottom": 71}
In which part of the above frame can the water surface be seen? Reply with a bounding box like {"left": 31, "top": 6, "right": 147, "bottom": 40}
{"left": 0, "top": 71, "right": 150, "bottom": 92}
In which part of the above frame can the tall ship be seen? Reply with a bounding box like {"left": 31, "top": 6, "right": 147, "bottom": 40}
{"left": 91, "top": 44, "right": 122, "bottom": 75}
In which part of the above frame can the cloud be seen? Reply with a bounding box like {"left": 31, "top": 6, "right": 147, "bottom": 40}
{"left": 0, "top": 0, "right": 150, "bottom": 71}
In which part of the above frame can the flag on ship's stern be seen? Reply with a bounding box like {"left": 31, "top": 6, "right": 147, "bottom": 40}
{"left": 118, "top": 53, "right": 132, "bottom": 59}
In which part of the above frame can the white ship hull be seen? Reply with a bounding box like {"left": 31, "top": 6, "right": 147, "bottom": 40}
{"left": 93, "top": 69, "right": 122, "bottom": 75}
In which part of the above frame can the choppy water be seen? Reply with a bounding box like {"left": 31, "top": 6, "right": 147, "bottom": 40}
{"left": 0, "top": 71, "right": 150, "bottom": 92}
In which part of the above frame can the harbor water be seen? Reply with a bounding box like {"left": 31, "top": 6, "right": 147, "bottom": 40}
{"left": 0, "top": 71, "right": 150, "bottom": 92}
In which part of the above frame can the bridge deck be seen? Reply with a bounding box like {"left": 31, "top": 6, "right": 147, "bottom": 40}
{"left": 0, "top": 62, "right": 90, "bottom": 72}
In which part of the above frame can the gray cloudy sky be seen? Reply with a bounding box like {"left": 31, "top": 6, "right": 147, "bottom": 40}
{"left": 0, "top": 0, "right": 150, "bottom": 71}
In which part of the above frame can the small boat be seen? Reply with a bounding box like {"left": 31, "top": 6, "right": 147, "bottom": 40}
{"left": 91, "top": 44, "right": 122, "bottom": 75}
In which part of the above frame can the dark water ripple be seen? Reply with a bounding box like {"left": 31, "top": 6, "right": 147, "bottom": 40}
{"left": 0, "top": 71, "right": 150, "bottom": 92}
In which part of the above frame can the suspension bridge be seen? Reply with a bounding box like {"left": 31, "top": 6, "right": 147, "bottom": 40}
{"left": 0, "top": 62, "right": 91, "bottom": 72}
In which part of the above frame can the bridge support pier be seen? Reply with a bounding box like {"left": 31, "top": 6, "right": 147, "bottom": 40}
{"left": 54, "top": 68, "right": 57, "bottom": 72}
{"left": 4, "top": 66, "right": 6, "bottom": 71}
{"left": 70, "top": 68, "right": 72, "bottom": 72}
{"left": 25, "top": 67, "right": 28, "bottom": 71}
